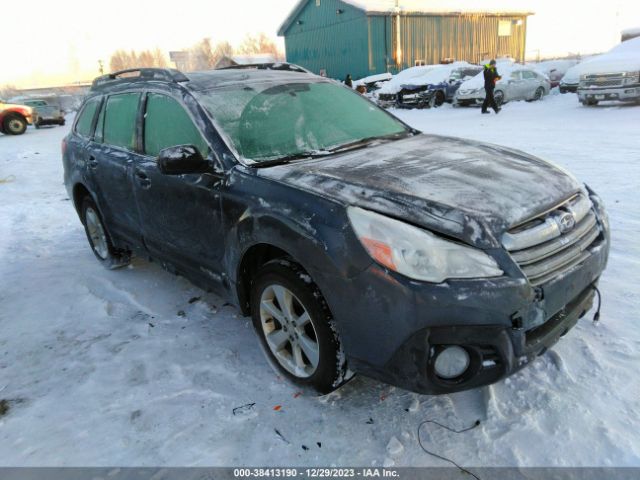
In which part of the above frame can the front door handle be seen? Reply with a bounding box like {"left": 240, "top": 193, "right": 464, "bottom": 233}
{"left": 88, "top": 156, "right": 98, "bottom": 169}
{"left": 135, "top": 169, "right": 151, "bottom": 188}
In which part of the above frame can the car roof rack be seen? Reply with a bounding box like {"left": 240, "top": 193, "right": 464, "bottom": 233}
{"left": 90, "top": 68, "right": 189, "bottom": 91}
{"left": 218, "top": 62, "right": 311, "bottom": 74}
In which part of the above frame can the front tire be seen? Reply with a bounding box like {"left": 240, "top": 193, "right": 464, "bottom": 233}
{"left": 433, "top": 90, "right": 446, "bottom": 107}
{"left": 81, "top": 197, "right": 130, "bottom": 269}
{"left": 3, "top": 114, "right": 27, "bottom": 135}
{"left": 250, "top": 260, "right": 348, "bottom": 394}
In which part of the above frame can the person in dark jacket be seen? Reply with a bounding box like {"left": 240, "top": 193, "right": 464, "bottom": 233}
{"left": 482, "top": 60, "right": 501, "bottom": 114}
{"left": 344, "top": 74, "right": 353, "bottom": 88}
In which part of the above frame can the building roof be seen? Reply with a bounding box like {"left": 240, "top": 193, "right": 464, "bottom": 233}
{"left": 223, "top": 54, "right": 279, "bottom": 65}
{"left": 279, "top": 0, "right": 534, "bottom": 36}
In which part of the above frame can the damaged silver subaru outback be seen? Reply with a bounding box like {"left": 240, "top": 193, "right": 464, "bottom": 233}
{"left": 63, "top": 67, "right": 610, "bottom": 394}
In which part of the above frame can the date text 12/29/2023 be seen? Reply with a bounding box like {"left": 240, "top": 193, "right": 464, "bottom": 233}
{"left": 234, "top": 468, "right": 400, "bottom": 478}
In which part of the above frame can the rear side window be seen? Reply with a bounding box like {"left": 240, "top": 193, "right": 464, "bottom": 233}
{"left": 75, "top": 98, "right": 100, "bottom": 138}
{"left": 143, "top": 94, "right": 209, "bottom": 157}
{"left": 523, "top": 71, "right": 537, "bottom": 80}
{"left": 103, "top": 93, "right": 140, "bottom": 150}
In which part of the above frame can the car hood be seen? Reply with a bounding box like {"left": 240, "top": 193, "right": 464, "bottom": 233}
{"left": 255, "top": 134, "right": 583, "bottom": 248}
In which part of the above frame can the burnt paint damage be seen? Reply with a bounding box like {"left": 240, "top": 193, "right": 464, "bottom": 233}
{"left": 62, "top": 68, "right": 610, "bottom": 395}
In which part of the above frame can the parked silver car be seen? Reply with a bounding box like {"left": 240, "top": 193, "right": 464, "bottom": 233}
{"left": 455, "top": 64, "right": 550, "bottom": 106}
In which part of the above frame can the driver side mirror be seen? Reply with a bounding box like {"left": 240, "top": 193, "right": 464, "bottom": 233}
{"left": 157, "top": 145, "right": 211, "bottom": 175}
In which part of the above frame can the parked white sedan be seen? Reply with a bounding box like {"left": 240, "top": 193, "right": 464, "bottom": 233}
{"left": 455, "top": 64, "right": 551, "bottom": 106}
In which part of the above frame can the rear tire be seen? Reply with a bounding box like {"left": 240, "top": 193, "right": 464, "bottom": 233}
{"left": 250, "top": 259, "right": 348, "bottom": 394}
{"left": 533, "top": 87, "right": 545, "bottom": 101}
{"left": 3, "top": 114, "right": 27, "bottom": 135}
{"left": 80, "top": 196, "right": 130, "bottom": 269}
{"left": 581, "top": 99, "right": 599, "bottom": 106}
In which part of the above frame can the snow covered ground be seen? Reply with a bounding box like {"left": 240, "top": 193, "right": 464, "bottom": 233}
{"left": 0, "top": 93, "right": 639, "bottom": 467}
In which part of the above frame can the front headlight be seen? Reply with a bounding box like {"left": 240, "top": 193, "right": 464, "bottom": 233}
{"left": 347, "top": 207, "right": 503, "bottom": 283}
{"left": 587, "top": 189, "right": 610, "bottom": 233}
{"left": 622, "top": 72, "right": 640, "bottom": 85}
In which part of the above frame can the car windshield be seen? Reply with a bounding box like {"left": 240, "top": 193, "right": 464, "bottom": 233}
{"left": 195, "top": 80, "right": 410, "bottom": 164}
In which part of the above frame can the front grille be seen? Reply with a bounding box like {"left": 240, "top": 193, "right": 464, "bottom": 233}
{"left": 502, "top": 194, "right": 602, "bottom": 286}
{"left": 580, "top": 73, "right": 624, "bottom": 88}
{"left": 378, "top": 93, "right": 397, "bottom": 102}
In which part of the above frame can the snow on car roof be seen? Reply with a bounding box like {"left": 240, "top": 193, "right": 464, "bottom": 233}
{"left": 377, "top": 62, "right": 476, "bottom": 94}
{"left": 459, "top": 63, "right": 538, "bottom": 89}
{"left": 621, "top": 26, "right": 640, "bottom": 37}
{"left": 353, "top": 72, "right": 393, "bottom": 86}
{"left": 532, "top": 59, "right": 579, "bottom": 76}
{"left": 574, "top": 37, "right": 640, "bottom": 76}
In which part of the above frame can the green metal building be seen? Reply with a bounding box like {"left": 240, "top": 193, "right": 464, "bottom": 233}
{"left": 278, "top": 0, "right": 532, "bottom": 80}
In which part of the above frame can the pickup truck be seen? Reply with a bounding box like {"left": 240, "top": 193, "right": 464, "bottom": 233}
{"left": 0, "top": 99, "right": 37, "bottom": 135}
{"left": 20, "top": 98, "right": 65, "bottom": 127}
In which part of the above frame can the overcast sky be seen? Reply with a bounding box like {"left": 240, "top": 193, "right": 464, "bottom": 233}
{"left": 4, "top": 0, "right": 639, "bottom": 88}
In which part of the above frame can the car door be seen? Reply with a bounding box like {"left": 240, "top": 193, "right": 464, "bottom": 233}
{"left": 132, "top": 91, "right": 226, "bottom": 282}
{"left": 521, "top": 70, "right": 539, "bottom": 99}
{"left": 88, "top": 92, "right": 144, "bottom": 245}
{"left": 507, "top": 71, "right": 525, "bottom": 100}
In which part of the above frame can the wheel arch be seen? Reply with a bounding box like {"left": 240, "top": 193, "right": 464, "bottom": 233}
{"left": 72, "top": 183, "right": 93, "bottom": 215}
{"left": 235, "top": 242, "right": 310, "bottom": 316}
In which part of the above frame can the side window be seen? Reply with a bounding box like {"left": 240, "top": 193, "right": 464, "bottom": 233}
{"left": 103, "top": 93, "right": 140, "bottom": 150}
{"left": 511, "top": 71, "right": 522, "bottom": 81}
{"left": 523, "top": 71, "right": 536, "bottom": 80}
{"left": 143, "top": 93, "right": 209, "bottom": 158}
{"left": 75, "top": 98, "right": 100, "bottom": 138}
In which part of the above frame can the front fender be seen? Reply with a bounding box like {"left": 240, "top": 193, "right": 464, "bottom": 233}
{"left": 221, "top": 168, "right": 373, "bottom": 311}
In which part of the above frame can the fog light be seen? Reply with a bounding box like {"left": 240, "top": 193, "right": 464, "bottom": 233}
{"left": 434, "top": 346, "right": 470, "bottom": 379}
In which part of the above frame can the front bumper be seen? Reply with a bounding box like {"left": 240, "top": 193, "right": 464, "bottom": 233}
{"left": 578, "top": 86, "right": 640, "bottom": 102}
{"left": 454, "top": 92, "right": 484, "bottom": 105}
{"left": 327, "top": 224, "right": 609, "bottom": 395}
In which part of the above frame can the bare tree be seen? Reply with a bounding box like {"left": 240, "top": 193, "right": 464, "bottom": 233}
{"left": 109, "top": 48, "right": 168, "bottom": 72}
{"left": 237, "top": 33, "right": 283, "bottom": 59}
{"left": 0, "top": 85, "right": 20, "bottom": 100}
{"left": 184, "top": 39, "right": 235, "bottom": 71}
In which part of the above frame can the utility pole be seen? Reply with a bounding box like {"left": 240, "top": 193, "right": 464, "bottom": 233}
{"left": 98, "top": 60, "right": 104, "bottom": 75}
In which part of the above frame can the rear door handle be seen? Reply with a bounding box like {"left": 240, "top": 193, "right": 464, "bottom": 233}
{"left": 88, "top": 155, "right": 98, "bottom": 169}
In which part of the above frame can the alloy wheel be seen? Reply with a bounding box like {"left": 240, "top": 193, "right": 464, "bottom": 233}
{"left": 85, "top": 207, "right": 109, "bottom": 260}
{"left": 259, "top": 284, "right": 320, "bottom": 378}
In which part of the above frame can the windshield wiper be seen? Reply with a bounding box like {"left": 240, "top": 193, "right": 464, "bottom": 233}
{"left": 327, "top": 132, "right": 412, "bottom": 154}
{"left": 251, "top": 132, "right": 413, "bottom": 168}
{"left": 252, "top": 150, "right": 332, "bottom": 168}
